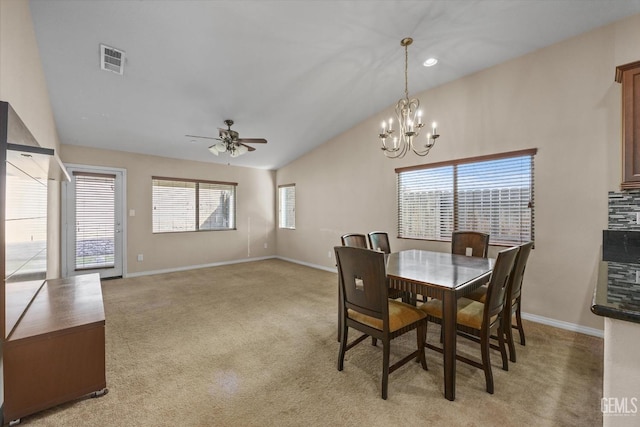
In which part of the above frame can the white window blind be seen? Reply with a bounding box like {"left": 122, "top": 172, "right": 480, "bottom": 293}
{"left": 199, "top": 182, "right": 236, "bottom": 230}
{"left": 74, "top": 172, "right": 116, "bottom": 270}
{"left": 397, "top": 166, "right": 453, "bottom": 240}
{"left": 397, "top": 149, "right": 535, "bottom": 246}
{"left": 457, "top": 156, "right": 533, "bottom": 245}
{"left": 278, "top": 184, "right": 295, "bottom": 229}
{"left": 152, "top": 177, "right": 236, "bottom": 233}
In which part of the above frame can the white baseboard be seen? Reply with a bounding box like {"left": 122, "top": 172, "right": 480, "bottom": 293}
{"left": 520, "top": 312, "right": 604, "bottom": 338}
{"left": 124, "top": 256, "right": 277, "bottom": 278}
{"left": 276, "top": 256, "right": 337, "bottom": 273}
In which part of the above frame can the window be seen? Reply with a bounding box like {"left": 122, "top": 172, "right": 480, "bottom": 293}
{"left": 278, "top": 184, "right": 295, "bottom": 229}
{"left": 152, "top": 177, "right": 236, "bottom": 233}
{"left": 397, "top": 149, "right": 536, "bottom": 246}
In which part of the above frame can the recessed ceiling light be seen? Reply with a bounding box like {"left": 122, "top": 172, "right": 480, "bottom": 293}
{"left": 423, "top": 57, "right": 438, "bottom": 67}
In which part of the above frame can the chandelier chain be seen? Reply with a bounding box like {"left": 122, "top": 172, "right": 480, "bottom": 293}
{"left": 404, "top": 42, "right": 409, "bottom": 101}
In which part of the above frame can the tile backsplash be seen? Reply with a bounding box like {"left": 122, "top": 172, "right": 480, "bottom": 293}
{"left": 609, "top": 190, "right": 640, "bottom": 230}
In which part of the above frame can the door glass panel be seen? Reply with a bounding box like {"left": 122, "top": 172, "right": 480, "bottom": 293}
{"left": 74, "top": 173, "right": 116, "bottom": 270}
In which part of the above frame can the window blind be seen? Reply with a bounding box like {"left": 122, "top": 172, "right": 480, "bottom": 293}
{"left": 278, "top": 184, "right": 295, "bottom": 229}
{"left": 397, "top": 149, "right": 535, "bottom": 246}
{"left": 457, "top": 155, "right": 533, "bottom": 245}
{"left": 74, "top": 172, "right": 116, "bottom": 270}
{"left": 199, "top": 182, "right": 236, "bottom": 230}
{"left": 152, "top": 177, "right": 236, "bottom": 233}
{"left": 397, "top": 166, "right": 453, "bottom": 240}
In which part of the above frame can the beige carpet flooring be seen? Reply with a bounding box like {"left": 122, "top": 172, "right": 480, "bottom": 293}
{"left": 24, "top": 259, "right": 603, "bottom": 426}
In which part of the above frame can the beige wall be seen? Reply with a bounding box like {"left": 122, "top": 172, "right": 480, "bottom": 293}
{"left": 276, "top": 13, "right": 640, "bottom": 331}
{"left": 61, "top": 145, "right": 276, "bottom": 275}
{"left": 0, "top": 0, "right": 63, "bottom": 279}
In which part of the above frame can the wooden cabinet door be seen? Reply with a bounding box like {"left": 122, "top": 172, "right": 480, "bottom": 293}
{"left": 617, "top": 61, "right": 640, "bottom": 189}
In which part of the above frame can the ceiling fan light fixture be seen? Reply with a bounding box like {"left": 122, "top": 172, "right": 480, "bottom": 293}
{"left": 186, "top": 119, "right": 267, "bottom": 159}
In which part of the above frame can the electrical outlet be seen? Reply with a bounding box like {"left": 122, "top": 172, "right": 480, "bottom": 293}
{"left": 264, "top": 243, "right": 268, "bottom": 249}
{"left": 137, "top": 254, "right": 143, "bottom": 262}
{"left": 328, "top": 250, "right": 332, "bottom": 258}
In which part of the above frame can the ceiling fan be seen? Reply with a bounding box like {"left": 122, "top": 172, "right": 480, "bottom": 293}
{"left": 186, "top": 119, "right": 267, "bottom": 158}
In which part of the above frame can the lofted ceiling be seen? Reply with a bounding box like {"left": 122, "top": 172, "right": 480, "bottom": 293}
{"left": 29, "top": 0, "right": 640, "bottom": 170}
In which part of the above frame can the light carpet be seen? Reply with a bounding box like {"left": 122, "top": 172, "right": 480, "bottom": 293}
{"left": 25, "top": 259, "right": 603, "bottom": 426}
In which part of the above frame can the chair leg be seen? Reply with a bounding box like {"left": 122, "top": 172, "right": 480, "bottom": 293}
{"left": 416, "top": 322, "right": 428, "bottom": 370}
{"left": 372, "top": 337, "right": 377, "bottom": 346}
{"left": 337, "top": 325, "right": 348, "bottom": 371}
{"left": 382, "top": 340, "right": 390, "bottom": 400}
{"left": 505, "top": 309, "right": 516, "bottom": 363}
{"left": 497, "top": 322, "right": 509, "bottom": 372}
{"left": 515, "top": 298, "right": 526, "bottom": 346}
{"left": 480, "top": 329, "right": 494, "bottom": 394}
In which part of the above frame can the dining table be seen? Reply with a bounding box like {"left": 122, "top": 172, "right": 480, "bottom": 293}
{"left": 385, "top": 249, "right": 495, "bottom": 401}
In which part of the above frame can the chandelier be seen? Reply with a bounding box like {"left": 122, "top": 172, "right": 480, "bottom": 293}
{"left": 378, "top": 37, "right": 440, "bottom": 158}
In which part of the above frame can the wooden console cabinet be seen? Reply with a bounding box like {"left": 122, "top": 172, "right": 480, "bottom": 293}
{"left": 3, "top": 273, "right": 106, "bottom": 423}
{"left": 616, "top": 60, "right": 640, "bottom": 189}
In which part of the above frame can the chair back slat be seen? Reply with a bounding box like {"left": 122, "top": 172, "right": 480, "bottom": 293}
{"left": 484, "top": 246, "right": 519, "bottom": 320}
{"left": 452, "top": 231, "right": 489, "bottom": 258}
{"left": 335, "top": 246, "right": 387, "bottom": 320}
{"left": 508, "top": 241, "right": 533, "bottom": 301}
{"left": 368, "top": 232, "right": 391, "bottom": 254}
{"left": 341, "top": 233, "right": 368, "bottom": 249}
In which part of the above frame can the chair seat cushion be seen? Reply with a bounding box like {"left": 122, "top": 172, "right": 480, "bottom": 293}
{"left": 419, "top": 297, "right": 495, "bottom": 330}
{"left": 348, "top": 300, "right": 426, "bottom": 332}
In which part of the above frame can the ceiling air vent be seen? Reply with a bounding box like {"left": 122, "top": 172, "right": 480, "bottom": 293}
{"left": 100, "top": 44, "right": 125, "bottom": 75}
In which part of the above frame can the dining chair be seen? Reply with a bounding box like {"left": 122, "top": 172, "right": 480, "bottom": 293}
{"left": 368, "top": 231, "right": 391, "bottom": 254}
{"left": 451, "top": 231, "right": 490, "bottom": 258}
{"left": 466, "top": 241, "right": 533, "bottom": 363}
{"left": 340, "top": 233, "right": 368, "bottom": 248}
{"left": 419, "top": 245, "right": 519, "bottom": 394}
{"left": 366, "top": 231, "right": 407, "bottom": 320}
{"left": 334, "top": 246, "right": 428, "bottom": 399}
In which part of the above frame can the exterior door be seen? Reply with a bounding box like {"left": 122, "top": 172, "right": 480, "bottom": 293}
{"left": 62, "top": 165, "right": 125, "bottom": 278}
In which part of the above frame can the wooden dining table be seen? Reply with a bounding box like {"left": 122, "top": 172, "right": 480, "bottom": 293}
{"left": 385, "top": 249, "right": 495, "bottom": 401}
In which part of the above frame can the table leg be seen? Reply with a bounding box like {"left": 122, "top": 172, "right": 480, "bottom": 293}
{"left": 442, "top": 291, "right": 457, "bottom": 401}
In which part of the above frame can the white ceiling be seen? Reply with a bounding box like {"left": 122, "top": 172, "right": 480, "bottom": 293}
{"left": 29, "top": 0, "right": 640, "bottom": 170}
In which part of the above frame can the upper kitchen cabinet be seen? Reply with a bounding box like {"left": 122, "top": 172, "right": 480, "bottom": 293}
{"left": 616, "top": 61, "right": 640, "bottom": 189}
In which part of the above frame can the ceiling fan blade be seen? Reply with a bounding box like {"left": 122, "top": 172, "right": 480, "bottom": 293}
{"left": 185, "top": 134, "right": 220, "bottom": 141}
{"left": 240, "top": 143, "right": 256, "bottom": 152}
{"left": 237, "top": 138, "right": 267, "bottom": 144}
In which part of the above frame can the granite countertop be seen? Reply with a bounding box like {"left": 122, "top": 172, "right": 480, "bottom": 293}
{"left": 592, "top": 260, "right": 640, "bottom": 324}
